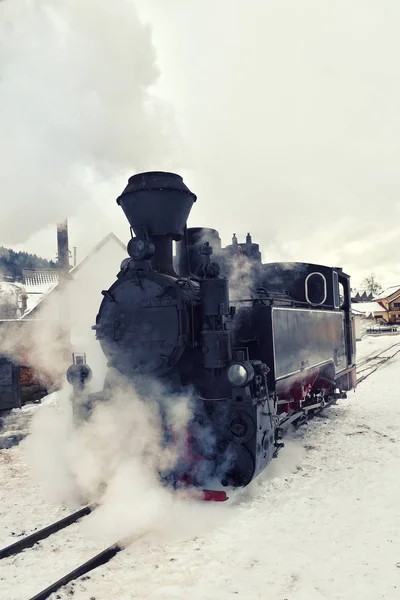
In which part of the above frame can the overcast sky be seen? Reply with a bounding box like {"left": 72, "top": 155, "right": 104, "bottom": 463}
{"left": 3, "top": 1, "right": 400, "bottom": 289}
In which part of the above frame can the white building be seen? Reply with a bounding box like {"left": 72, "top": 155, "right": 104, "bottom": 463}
{"left": 23, "top": 232, "right": 128, "bottom": 389}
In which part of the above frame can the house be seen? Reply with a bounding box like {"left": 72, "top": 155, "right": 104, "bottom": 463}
{"left": 352, "top": 301, "right": 388, "bottom": 321}
{"left": 373, "top": 286, "right": 400, "bottom": 324}
{"left": 350, "top": 301, "right": 389, "bottom": 340}
{"left": 0, "top": 232, "right": 128, "bottom": 410}
{"left": 22, "top": 232, "right": 126, "bottom": 319}
{"left": 350, "top": 308, "right": 363, "bottom": 341}
{"left": 351, "top": 285, "right": 400, "bottom": 325}
{"left": 22, "top": 231, "right": 128, "bottom": 389}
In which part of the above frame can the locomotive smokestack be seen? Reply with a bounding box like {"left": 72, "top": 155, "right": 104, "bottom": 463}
{"left": 117, "top": 172, "right": 196, "bottom": 274}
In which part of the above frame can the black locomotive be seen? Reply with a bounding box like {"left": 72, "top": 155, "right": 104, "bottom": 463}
{"left": 70, "top": 171, "right": 356, "bottom": 501}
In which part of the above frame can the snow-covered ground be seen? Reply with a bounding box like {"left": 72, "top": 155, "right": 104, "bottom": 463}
{"left": 356, "top": 332, "right": 400, "bottom": 361}
{"left": 1, "top": 335, "right": 400, "bottom": 600}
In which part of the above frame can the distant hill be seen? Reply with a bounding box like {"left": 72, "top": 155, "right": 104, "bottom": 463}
{"left": 0, "top": 247, "right": 58, "bottom": 282}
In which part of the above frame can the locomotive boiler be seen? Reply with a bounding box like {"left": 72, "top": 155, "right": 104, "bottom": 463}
{"left": 69, "top": 171, "right": 356, "bottom": 500}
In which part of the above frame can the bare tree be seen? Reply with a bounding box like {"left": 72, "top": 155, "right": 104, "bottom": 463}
{"left": 362, "top": 273, "right": 382, "bottom": 296}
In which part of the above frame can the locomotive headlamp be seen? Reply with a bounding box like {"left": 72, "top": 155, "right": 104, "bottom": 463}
{"left": 66, "top": 361, "right": 92, "bottom": 389}
{"left": 127, "top": 237, "right": 155, "bottom": 260}
{"left": 227, "top": 362, "right": 254, "bottom": 387}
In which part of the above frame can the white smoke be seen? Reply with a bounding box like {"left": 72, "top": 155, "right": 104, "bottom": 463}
{"left": 0, "top": 234, "right": 125, "bottom": 391}
{"left": 0, "top": 279, "right": 26, "bottom": 319}
{"left": 23, "top": 376, "right": 231, "bottom": 545}
{"left": 228, "top": 253, "right": 255, "bottom": 303}
{"left": 0, "top": 0, "right": 181, "bottom": 423}
{"left": 0, "top": 0, "right": 180, "bottom": 245}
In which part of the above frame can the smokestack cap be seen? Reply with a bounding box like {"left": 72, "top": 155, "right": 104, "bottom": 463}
{"left": 117, "top": 171, "right": 197, "bottom": 241}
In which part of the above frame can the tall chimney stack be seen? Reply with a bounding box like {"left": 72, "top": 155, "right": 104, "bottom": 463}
{"left": 56, "top": 219, "right": 71, "bottom": 362}
{"left": 57, "top": 219, "right": 70, "bottom": 275}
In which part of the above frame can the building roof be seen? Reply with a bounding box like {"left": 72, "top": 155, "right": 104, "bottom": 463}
{"left": 374, "top": 285, "right": 400, "bottom": 301}
{"left": 353, "top": 301, "right": 388, "bottom": 316}
{"left": 22, "top": 269, "right": 59, "bottom": 313}
{"left": 23, "top": 269, "right": 59, "bottom": 289}
{"left": 68, "top": 232, "right": 126, "bottom": 276}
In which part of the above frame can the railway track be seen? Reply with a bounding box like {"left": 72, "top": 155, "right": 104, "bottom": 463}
{"left": 356, "top": 341, "right": 400, "bottom": 384}
{"left": 29, "top": 541, "right": 126, "bottom": 600}
{"left": 0, "top": 504, "right": 132, "bottom": 600}
{"left": 0, "top": 505, "right": 92, "bottom": 560}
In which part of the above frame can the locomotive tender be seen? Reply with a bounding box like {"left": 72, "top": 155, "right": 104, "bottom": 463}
{"left": 73, "top": 171, "right": 356, "bottom": 500}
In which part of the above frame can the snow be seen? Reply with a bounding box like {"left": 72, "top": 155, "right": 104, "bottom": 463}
{"left": 355, "top": 333, "right": 400, "bottom": 360}
{"left": 0, "top": 393, "right": 59, "bottom": 450}
{"left": 25, "top": 289, "right": 56, "bottom": 313}
{"left": 1, "top": 337, "right": 400, "bottom": 600}
{"left": 352, "top": 301, "right": 386, "bottom": 317}
{"left": 374, "top": 286, "right": 400, "bottom": 301}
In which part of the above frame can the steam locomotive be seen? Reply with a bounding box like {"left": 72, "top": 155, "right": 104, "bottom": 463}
{"left": 69, "top": 171, "right": 356, "bottom": 501}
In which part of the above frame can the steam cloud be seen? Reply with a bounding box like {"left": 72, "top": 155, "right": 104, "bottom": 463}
{"left": 228, "top": 253, "right": 256, "bottom": 303}
{"left": 0, "top": 279, "right": 25, "bottom": 319}
{"left": 0, "top": 0, "right": 180, "bottom": 245}
{"left": 23, "top": 374, "right": 232, "bottom": 544}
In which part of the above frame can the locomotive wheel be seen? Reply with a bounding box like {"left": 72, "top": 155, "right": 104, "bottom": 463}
{"left": 218, "top": 441, "right": 254, "bottom": 488}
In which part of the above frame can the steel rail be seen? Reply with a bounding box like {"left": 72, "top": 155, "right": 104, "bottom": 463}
{"left": 0, "top": 505, "right": 92, "bottom": 560}
{"left": 29, "top": 542, "right": 123, "bottom": 600}
{"left": 357, "top": 348, "right": 400, "bottom": 384}
{"left": 28, "top": 533, "right": 143, "bottom": 600}
{"left": 356, "top": 342, "right": 400, "bottom": 370}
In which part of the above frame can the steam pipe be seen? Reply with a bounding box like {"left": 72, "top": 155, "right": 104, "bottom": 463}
{"left": 176, "top": 227, "right": 222, "bottom": 277}
{"left": 149, "top": 235, "right": 175, "bottom": 275}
